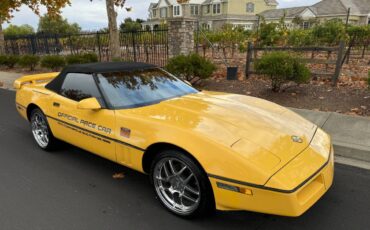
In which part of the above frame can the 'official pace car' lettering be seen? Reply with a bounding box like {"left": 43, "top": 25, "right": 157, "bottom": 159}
{"left": 57, "top": 112, "right": 112, "bottom": 134}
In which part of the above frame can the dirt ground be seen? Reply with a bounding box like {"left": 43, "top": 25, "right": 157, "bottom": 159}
{"left": 201, "top": 76, "right": 370, "bottom": 116}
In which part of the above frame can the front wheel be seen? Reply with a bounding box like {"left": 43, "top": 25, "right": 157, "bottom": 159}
{"left": 30, "top": 108, "right": 58, "bottom": 151}
{"left": 150, "top": 150, "right": 215, "bottom": 218}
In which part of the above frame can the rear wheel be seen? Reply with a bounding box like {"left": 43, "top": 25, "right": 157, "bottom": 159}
{"left": 30, "top": 108, "right": 58, "bottom": 151}
{"left": 150, "top": 150, "right": 215, "bottom": 218}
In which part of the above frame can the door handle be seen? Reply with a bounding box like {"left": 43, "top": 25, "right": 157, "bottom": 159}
{"left": 53, "top": 102, "right": 60, "bottom": 107}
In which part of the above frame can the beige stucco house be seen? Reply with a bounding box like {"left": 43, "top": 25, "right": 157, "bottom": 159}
{"left": 143, "top": 0, "right": 370, "bottom": 30}
{"left": 142, "top": 0, "right": 278, "bottom": 30}
{"left": 259, "top": 0, "right": 370, "bottom": 28}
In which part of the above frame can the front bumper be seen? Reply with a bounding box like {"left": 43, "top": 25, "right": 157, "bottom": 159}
{"left": 210, "top": 147, "right": 334, "bottom": 217}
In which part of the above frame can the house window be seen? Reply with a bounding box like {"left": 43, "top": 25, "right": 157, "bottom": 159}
{"left": 191, "top": 5, "right": 199, "bottom": 15}
{"left": 245, "top": 24, "right": 253, "bottom": 30}
{"left": 160, "top": 7, "right": 167, "bottom": 18}
{"left": 302, "top": 21, "right": 310, "bottom": 29}
{"left": 205, "top": 5, "right": 210, "bottom": 14}
{"left": 152, "top": 9, "right": 156, "bottom": 17}
{"left": 213, "top": 3, "right": 221, "bottom": 14}
{"left": 246, "top": 3, "right": 254, "bottom": 13}
{"left": 173, "top": 5, "right": 181, "bottom": 16}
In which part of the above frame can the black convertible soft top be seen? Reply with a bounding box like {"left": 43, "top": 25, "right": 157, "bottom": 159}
{"left": 46, "top": 62, "right": 158, "bottom": 92}
{"left": 60, "top": 62, "right": 157, "bottom": 74}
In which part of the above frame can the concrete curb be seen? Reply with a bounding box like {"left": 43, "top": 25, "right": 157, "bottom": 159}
{"left": 334, "top": 143, "right": 370, "bottom": 162}
{"left": 291, "top": 108, "right": 370, "bottom": 163}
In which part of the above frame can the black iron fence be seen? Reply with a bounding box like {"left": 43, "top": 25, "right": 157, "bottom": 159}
{"left": 4, "top": 29, "right": 169, "bottom": 67}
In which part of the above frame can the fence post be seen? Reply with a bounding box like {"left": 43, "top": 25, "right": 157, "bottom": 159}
{"left": 44, "top": 34, "right": 50, "bottom": 54}
{"left": 245, "top": 42, "right": 253, "bottom": 79}
{"left": 54, "top": 34, "right": 59, "bottom": 54}
{"left": 167, "top": 18, "right": 196, "bottom": 58}
{"left": 68, "top": 35, "right": 73, "bottom": 55}
{"left": 346, "top": 44, "right": 351, "bottom": 64}
{"left": 361, "top": 44, "right": 366, "bottom": 58}
{"left": 332, "top": 40, "right": 345, "bottom": 84}
{"left": 30, "top": 35, "right": 36, "bottom": 55}
{"left": 131, "top": 32, "right": 137, "bottom": 62}
{"left": 96, "top": 32, "right": 102, "bottom": 61}
{"left": 11, "top": 39, "right": 17, "bottom": 55}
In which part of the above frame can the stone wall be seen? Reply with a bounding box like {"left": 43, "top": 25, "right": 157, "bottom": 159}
{"left": 167, "top": 18, "right": 196, "bottom": 58}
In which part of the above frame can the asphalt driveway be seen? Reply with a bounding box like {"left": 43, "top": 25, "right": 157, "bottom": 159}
{"left": 0, "top": 89, "right": 369, "bottom": 230}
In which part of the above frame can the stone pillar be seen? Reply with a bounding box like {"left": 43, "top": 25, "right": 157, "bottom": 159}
{"left": 167, "top": 18, "right": 196, "bottom": 58}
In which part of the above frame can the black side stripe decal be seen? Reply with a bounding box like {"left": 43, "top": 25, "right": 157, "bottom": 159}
{"left": 46, "top": 115, "right": 145, "bottom": 152}
{"left": 208, "top": 150, "right": 331, "bottom": 194}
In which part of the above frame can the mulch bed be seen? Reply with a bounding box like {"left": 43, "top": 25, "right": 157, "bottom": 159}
{"left": 201, "top": 76, "right": 370, "bottom": 117}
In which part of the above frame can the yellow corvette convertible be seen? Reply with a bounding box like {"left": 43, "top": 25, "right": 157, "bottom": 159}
{"left": 14, "top": 62, "right": 334, "bottom": 218}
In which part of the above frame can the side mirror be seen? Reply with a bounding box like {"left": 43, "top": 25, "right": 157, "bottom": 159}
{"left": 77, "top": 97, "right": 101, "bottom": 110}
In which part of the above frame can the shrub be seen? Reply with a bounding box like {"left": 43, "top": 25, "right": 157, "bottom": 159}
{"left": 82, "top": 53, "right": 98, "bottom": 63}
{"left": 111, "top": 57, "right": 124, "bottom": 62}
{"left": 18, "top": 55, "right": 40, "bottom": 71}
{"left": 41, "top": 55, "right": 66, "bottom": 71}
{"left": 65, "top": 54, "right": 83, "bottom": 65}
{"left": 165, "top": 53, "right": 216, "bottom": 82}
{"left": 311, "top": 19, "right": 346, "bottom": 45}
{"left": 0, "top": 55, "right": 7, "bottom": 66}
{"left": 66, "top": 53, "right": 98, "bottom": 65}
{"left": 255, "top": 51, "right": 310, "bottom": 92}
{"left": 287, "top": 29, "right": 314, "bottom": 47}
{"left": 0, "top": 55, "right": 20, "bottom": 68}
{"left": 257, "top": 22, "right": 282, "bottom": 47}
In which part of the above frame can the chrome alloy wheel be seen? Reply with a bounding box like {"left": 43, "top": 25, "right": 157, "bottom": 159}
{"left": 153, "top": 157, "right": 201, "bottom": 215}
{"left": 31, "top": 112, "right": 49, "bottom": 148}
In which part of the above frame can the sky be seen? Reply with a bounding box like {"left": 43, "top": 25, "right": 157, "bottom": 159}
{"left": 3, "top": 0, "right": 321, "bottom": 31}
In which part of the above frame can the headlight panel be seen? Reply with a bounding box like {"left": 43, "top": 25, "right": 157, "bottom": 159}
{"left": 310, "top": 128, "right": 331, "bottom": 158}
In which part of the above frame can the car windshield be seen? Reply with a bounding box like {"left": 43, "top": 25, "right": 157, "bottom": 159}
{"left": 97, "top": 69, "right": 198, "bottom": 109}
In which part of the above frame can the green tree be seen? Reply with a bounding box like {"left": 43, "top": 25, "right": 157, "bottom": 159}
{"left": 0, "top": 0, "right": 70, "bottom": 54}
{"left": 292, "top": 16, "right": 304, "bottom": 28}
{"left": 38, "top": 14, "right": 81, "bottom": 35}
{"left": 119, "top": 17, "right": 144, "bottom": 32}
{"left": 4, "top": 24, "right": 34, "bottom": 37}
{"left": 257, "top": 22, "right": 281, "bottom": 46}
{"left": 287, "top": 29, "right": 314, "bottom": 47}
{"left": 347, "top": 25, "right": 370, "bottom": 47}
{"left": 311, "top": 19, "right": 347, "bottom": 45}
{"left": 97, "top": 0, "right": 127, "bottom": 60}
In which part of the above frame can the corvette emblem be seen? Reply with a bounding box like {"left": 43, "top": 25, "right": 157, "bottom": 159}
{"left": 291, "top": 135, "right": 303, "bottom": 143}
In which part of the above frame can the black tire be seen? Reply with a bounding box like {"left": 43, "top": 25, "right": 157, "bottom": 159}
{"left": 30, "top": 108, "right": 58, "bottom": 151}
{"left": 150, "top": 149, "right": 215, "bottom": 218}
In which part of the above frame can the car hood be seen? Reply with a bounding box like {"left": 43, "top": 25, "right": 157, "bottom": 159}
{"left": 121, "top": 91, "right": 317, "bottom": 174}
